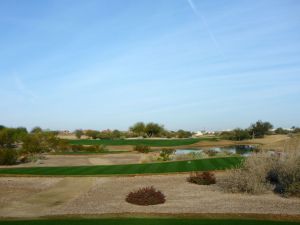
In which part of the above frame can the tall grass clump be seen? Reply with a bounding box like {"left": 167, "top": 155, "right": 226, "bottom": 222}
{"left": 134, "top": 145, "right": 150, "bottom": 153}
{"left": 218, "top": 136, "right": 300, "bottom": 197}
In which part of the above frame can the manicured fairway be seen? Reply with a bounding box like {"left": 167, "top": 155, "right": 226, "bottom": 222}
{"left": 0, "top": 218, "right": 298, "bottom": 225}
{"left": 68, "top": 138, "right": 216, "bottom": 147}
{"left": 0, "top": 157, "right": 242, "bottom": 176}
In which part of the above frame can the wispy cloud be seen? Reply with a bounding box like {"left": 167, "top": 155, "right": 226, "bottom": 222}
{"left": 186, "top": 0, "right": 224, "bottom": 57}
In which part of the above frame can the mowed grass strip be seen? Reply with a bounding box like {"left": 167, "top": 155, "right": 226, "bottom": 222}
{"left": 68, "top": 137, "right": 217, "bottom": 147}
{"left": 0, "top": 157, "right": 242, "bottom": 176}
{"left": 0, "top": 218, "right": 298, "bottom": 225}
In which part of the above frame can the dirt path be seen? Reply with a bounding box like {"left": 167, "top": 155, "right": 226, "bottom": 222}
{"left": 0, "top": 175, "right": 299, "bottom": 219}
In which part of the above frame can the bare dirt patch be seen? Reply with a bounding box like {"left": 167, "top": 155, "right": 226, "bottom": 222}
{"left": 0, "top": 153, "right": 143, "bottom": 168}
{"left": 1, "top": 174, "right": 299, "bottom": 219}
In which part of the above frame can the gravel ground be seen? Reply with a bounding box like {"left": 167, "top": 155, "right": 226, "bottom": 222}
{"left": 0, "top": 174, "right": 300, "bottom": 218}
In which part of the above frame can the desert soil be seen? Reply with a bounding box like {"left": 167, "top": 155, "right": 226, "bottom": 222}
{"left": 0, "top": 174, "right": 299, "bottom": 219}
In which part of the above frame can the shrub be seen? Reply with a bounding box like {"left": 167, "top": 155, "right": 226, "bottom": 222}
{"left": 269, "top": 153, "right": 300, "bottom": 196}
{"left": 159, "top": 148, "right": 175, "bottom": 161}
{"left": 217, "top": 153, "right": 275, "bottom": 194}
{"left": 0, "top": 149, "right": 18, "bottom": 165}
{"left": 204, "top": 149, "right": 218, "bottom": 157}
{"left": 71, "top": 144, "right": 106, "bottom": 153}
{"left": 218, "top": 137, "right": 300, "bottom": 196}
{"left": 134, "top": 145, "right": 150, "bottom": 153}
{"left": 126, "top": 186, "right": 166, "bottom": 205}
{"left": 187, "top": 171, "right": 216, "bottom": 185}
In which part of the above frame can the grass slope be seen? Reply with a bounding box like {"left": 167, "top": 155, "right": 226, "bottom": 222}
{"left": 0, "top": 157, "right": 242, "bottom": 176}
{"left": 0, "top": 218, "right": 298, "bottom": 225}
{"left": 68, "top": 138, "right": 216, "bottom": 147}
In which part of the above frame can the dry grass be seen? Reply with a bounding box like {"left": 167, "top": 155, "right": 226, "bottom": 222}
{"left": 218, "top": 136, "right": 300, "bottom": 195}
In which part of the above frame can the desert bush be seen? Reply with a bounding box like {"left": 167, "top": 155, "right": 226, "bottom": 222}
{"left": 204, "top": 149, "right": 218, "bottom": 157}
{"left": 269, "top": 152, "right": 300, "bottom": 196}
{"left": 218, "top": 137, "right": 300, "bottom": 196}
{"left": 218, "top": 153, "right": 276, "bottom": 194}
{"left": 126, "top": 186, "right": 166, "bottom": 205}
{"left": 134, "top": 145, "right": 150, "bottom": 153}
{"left": 71, "top": 144, "right": 106, "bottom": 153}
{"left": 0, "top": 148, "right": 18, "bottom": 165}
{"left": 187, "top": 171, "right": 216, "bottom": 185}
{"left": 159, "top": 148, "right": 175, "bottom": 161}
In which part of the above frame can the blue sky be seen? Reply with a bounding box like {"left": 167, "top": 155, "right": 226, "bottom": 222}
{"left": 0, "top": 0, "right": 300, "bottom": 131}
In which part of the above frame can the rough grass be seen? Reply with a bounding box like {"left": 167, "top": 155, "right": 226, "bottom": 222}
{"left": 0, "top": 218, "right": 298, "bottom": 225}
{"left": 68, "top": 138, "right": 217, "bottom": 147}
{"left": 0, "top": 157, "right": 242, "bottom": 176}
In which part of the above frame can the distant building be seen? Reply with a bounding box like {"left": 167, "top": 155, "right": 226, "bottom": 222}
{"left": 194, "top": 131, "right": 204, "bottom": 137}
{"left": 193, "top": 130, "right": 215, "bottom": 137}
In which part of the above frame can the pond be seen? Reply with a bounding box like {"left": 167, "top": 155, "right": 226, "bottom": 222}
{"left": 174, "top": 145, "right": 256, "bottom": 156}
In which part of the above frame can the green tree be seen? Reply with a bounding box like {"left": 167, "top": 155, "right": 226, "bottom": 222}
{"left": 275, "top": 127, "right": 289, "bottom": 135}
{"left": 13, "top": 127, "right": 28, "bottom": 141}
{"left": 233, "top": 128, "right": 251, "bottom": 141}
{"left": 0, "top": 149, "right": 18, "bottom": 165}
{"left": 0, "top": 128, "right": 21, "bottom": 148}
{"left": 85, "top": 130, "right": 99, "bottom": 139}
{"left": 249, "top": 120, "right": 273, "bottom": 138}
{"left": 145, "top": 123, "right": 164, "bottom": 137}
{"left": 129, "top": 122, "right": 145, "bottom": 136}
{"left": 176, "top": 129, "right": 192, "bottom": 138}
{"left": 75, "top": 129, "right": 83, "bottom": 139}
{"left": 31, "top": 126, "right": 42, "bottom": 134}
{"left": 112, "top": 129, "right": 121, "bottom": 139}
{"left": 22, "top": 134, "right": 44, "bottom": 153}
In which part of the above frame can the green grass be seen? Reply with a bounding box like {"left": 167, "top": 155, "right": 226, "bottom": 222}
{"left": 0, "top": 157, "right": 242, "bottom": 176}
{"left": 0, "top": 218, "right": 298, "bottom": 225}
{"left": 68, "top": 137, "right": 217, "bottom": 147}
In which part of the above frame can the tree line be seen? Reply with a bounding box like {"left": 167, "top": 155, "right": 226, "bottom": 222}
{"left": 74, "top": 122, "right": 193, "bottom": 139}
{"left": 219, "top": 120, "right": 300, "bottom": 141}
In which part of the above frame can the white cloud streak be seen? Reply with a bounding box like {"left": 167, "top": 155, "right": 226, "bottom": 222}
{"left": 187, "top": 0, "right": 224, "bottom": 57}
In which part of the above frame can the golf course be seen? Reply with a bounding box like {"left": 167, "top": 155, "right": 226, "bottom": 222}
{"left": 0, "top": 157, "right": 242, "bottom": 175}
{"left": 68, "top": 138, "right": 213, "bottom": 147}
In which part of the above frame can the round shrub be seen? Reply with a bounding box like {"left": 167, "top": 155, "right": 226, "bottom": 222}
{"left": 134, "top": 145, "right": 150, "bottom": 153}
{"left": 187, "top": 171, "right": 216, "bottom": 185}
{"left": 125, "top": 186, "right": 166, "bottom": 205}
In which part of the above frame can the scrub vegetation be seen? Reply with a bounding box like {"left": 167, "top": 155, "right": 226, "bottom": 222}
{"left": 218, "top": 136, "right": 300, "bottom": 196}
{"left": 126, "top": 186, "right": 166, "bottom": 205}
